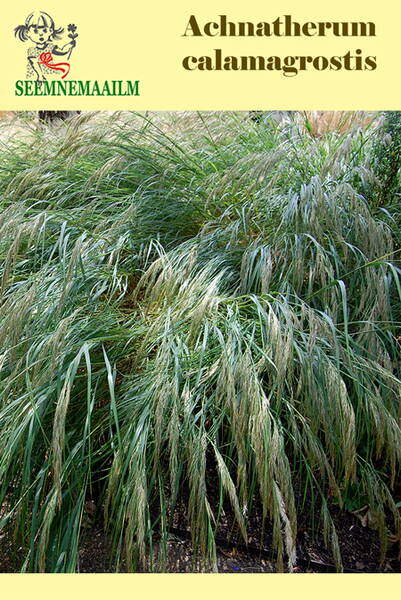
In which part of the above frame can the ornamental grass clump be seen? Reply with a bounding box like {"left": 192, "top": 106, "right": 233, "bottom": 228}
{"left": 0, "top": 111, "right": 399, "bottom": 572}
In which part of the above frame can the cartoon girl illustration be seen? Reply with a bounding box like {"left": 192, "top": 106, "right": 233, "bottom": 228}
{"left": 14, "top": 11, "right": 78, "bottom": 81}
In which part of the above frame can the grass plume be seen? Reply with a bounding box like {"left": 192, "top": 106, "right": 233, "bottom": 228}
{"left": 0, "top": 111, "right": 400, "bottom": 572}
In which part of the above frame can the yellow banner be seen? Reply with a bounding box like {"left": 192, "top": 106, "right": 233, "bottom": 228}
{"left": 1, "top": 0, "right": 400, "bottom": 109}
{"left": 1, "top": 574, "right": 401, "bottom": 600}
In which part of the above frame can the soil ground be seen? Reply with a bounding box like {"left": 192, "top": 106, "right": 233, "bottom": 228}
{"left": 1, "top": 507, "right": 399, "bottom": 573}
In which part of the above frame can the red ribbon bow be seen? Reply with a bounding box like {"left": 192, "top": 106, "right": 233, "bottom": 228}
{"left": 39, "top": 52, "right": 70, "bottom": 79}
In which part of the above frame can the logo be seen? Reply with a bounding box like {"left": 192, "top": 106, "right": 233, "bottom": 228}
{"left": 15, "top": 11, "right": 78, "bottom": 81}
{"left": 14, "top": 11, "right": 139, "bottom": 97}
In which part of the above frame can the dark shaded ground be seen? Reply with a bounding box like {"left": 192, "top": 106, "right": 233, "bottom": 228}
{"left": 73, "top": 511, "right": 401, "bottom": 573}
{"left": 1, "top": 505, "right": 399, "bottom": 573}
{"left": 1, "top": 479, "right": 400, "bottom": 573}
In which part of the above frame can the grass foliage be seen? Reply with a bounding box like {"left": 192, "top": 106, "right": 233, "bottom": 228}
{"left": 0, "top": 111, "right": 400, "bottom": 572}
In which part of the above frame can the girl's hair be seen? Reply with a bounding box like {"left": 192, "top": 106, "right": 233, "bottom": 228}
{"left": 14, "top": 11, "right": 64, "bottom": 42}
